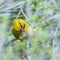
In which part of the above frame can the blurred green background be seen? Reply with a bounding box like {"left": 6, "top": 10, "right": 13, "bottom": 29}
{"left": 0, "top": 0, "right": 60, "bottom": 60}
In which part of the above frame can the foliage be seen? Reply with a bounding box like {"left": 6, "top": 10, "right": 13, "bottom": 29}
{"left": 0, "top": 0, "right": 60, "bottom": 60}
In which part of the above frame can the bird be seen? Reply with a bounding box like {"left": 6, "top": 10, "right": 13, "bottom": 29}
{"left": 12, "top": 19, "right": 31, "bottom": 40}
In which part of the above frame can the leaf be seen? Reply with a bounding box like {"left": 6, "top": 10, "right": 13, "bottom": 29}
{"left": 37, "top": 28, "right": 48, "bottom": 42}
{"left": 37, "top": 2, "right": 52, "bottom": 10}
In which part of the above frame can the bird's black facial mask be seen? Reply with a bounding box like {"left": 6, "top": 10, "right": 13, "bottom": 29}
{"left": 19, "top": 23, "right": 25, "bottom": 32}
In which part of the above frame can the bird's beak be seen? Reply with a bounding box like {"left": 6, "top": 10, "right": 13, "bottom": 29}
{"left": 20, "top": 28, "right": 24, "bottom": 32}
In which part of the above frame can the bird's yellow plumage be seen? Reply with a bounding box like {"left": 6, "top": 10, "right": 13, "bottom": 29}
{"left": 13, "top": 19, "right": 29, "bottom": 32}
{"left": 12, "top": 19, "right": 29, "bottom": 39}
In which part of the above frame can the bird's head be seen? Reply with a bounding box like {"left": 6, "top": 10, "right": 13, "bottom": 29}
{"left": 13, "top": 19, "right": 29, "bottom": 33}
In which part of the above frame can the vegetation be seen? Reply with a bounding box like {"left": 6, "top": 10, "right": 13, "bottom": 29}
{"left": 0, "top": 0, "right": 60, "bottom": 60}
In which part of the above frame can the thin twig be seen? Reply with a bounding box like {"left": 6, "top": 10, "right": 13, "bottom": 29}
{"left": 16, "top": 8, "right": 22, "bottom": 19}
{"left": 52, "top": 24, "right": 60, "bottom": 60}
{"left": 53, "top": 0, "right": 59, "bottom": 8}
{"left": 21, "top": 10, "right": 29, "bottom": 20}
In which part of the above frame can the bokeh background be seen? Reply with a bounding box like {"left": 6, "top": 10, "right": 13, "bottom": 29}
{"left": 0, "top": 0, "right": 60, "bottom": 60}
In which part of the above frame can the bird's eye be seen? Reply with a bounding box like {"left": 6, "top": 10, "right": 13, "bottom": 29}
{"left": 23, "top": 24, "right": 25, "bottom": 29}
{"left": 19, "top": 22, "right": 25, "bottom": 29}
{"left": 19, "top": 23, "right": 22, "bottom": 28}
{"left": 19, "top": 22, "right": 25, "bottom": 32}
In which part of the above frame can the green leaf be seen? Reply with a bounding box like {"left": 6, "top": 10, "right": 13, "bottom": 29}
{"left": 37, "top": 28, "right": 48, "bottom": 42}
{"left": 37, "top": 2, "right": 52, "bottom": 10}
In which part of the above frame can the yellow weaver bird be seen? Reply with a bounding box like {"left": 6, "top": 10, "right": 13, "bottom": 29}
{"left": 12, "top": 19, "right": 32, "bottom": 40}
